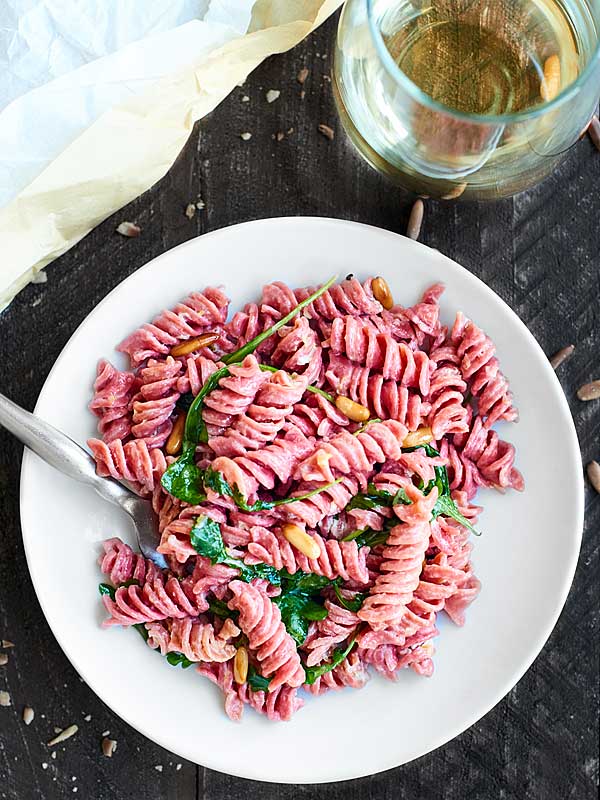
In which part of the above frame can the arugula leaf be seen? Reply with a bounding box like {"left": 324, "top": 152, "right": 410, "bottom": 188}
{"left": 303, "top": 635, "right": 358, "bottom": 685}
{"left": 341, "top": 527, "right": 390, "bottom": 548}
{"left": 160, "top": 445, "right": 206, "bottom": 505}
{"left": 405, "top": 444, "right": 480, "bottom": 535}
{"left": 223, "top": 275, "right": 338, "bottom": 365}
{"left": 166, "top": 651, "right": 194, "bottom": 669}
{"left": 247, "top": 665, "right": 271, "bottom": 692}
{"left": 258, "top": 364, "right": 335, "bottom": 403}
{"left": 205, "top": 469, "right": 342, "bottom": 513}
{"left": 333, "top": 582, "right": 366, "bottom": 613}
{"left": 433, "top": 495, "right": 480, "bottom": 535}
{"left": 345, "top": 482, "right": 409, "bottom": 512}
{"left": 98, "top": 583, "right": 116, "bottom": 601}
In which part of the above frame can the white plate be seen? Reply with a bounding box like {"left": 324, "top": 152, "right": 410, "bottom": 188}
{"left": 20, "top": 218, "right": 583, "bottom": 783}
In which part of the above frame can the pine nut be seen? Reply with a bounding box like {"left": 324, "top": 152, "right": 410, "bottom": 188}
{"left": 577, "top": 380, "right": 600, "bottom": 401}
{"left": 22, "top": 706, "right": 34, "bottom": 725}
{"left": 372, "top": 277, "right": 394, "bottom": 310}
{"left": 587, "top": 461, "right": 600, "bottom": 494}
{"left": 588, "top": 115, "right": 600, "bottom": 152}
{"left": 407, "top": 198, "right": 425, "bottom": 237}
{"left": 281, "top": 524, "right": 321, "bottom": 560}
{"left": 335, "top": 395, "right": 370, "bottom": 422}
{"left": 441, "top": 182, "right": 467, "bottom": 201}
{"left": 402, "top": 426, "right": 433, "bottom": 448}
{"left": 165, "top": 412, "right": 186, "bottom": 455}
{"left": 233, "top": 647, "right": 248, "bottom": 684}
{"left": 541, "top": 54, "right": 561, "bottom": 101}
{"left": 549, "top": 344, "right": 575, "bottom": 370}
{"left": 170, "top": 332, "right": 219, "bottom": 357}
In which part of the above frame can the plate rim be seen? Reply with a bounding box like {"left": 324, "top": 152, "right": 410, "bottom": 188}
{"left": 19, "top": 216, "right": 584, "bottom": 783}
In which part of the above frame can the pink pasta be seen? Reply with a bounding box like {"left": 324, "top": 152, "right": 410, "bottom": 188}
{"left": 209, "top": 369, "right": 308, "bottom": 457}
{"left": 244, "top": 528, "right": 370, "bottom": 584}
{"left": 87, "top": 437, "right": 166, "bottom": 494}
{"left": 118, "top": 286, "right": 229, "bottom": 367}
{"left": 327, "top": 318, "right": 433, "bottom": 395}
{"left": 358, "top": 485, "right": 438, "bottom": 630}
{"left": 198, "top": 661, "right": 304, "bottom": 721}
{"left": 227, "top": 580, "right": 305, "bottom": 690}
{"left": 146, "top": 617, "right": 240, "bottom": 662}
{"left": 89, "top": 360, "right": 138, "bottom": 442}
{"left": 92, "top": 276, "right": 522, "bottom": 721}
{"left": 131, "top": 356, "right": 181, "bottom": 446}
{"left": 325, "top": 354, "right": 429, "bottom": 429}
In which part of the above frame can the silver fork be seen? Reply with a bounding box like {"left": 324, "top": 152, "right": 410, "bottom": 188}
{"left": 0, "top": 392, "right": 167, "bottom": 569}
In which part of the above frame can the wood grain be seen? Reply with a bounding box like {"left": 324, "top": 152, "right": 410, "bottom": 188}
{"left": 0, "top": 16, "right": 598, "bottom": 800}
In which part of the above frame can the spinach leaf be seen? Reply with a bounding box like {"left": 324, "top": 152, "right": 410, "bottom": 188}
{"left": 273, "top": 593, "right": 327, "bottom": 646}
{"left": 247, "top": 665, "right": 272, "bottom": 692}
{"left": 303, "top": 635, "right": 359, "bottom": 685}
{"left": 166, "top": 651, "right": 194, "bottom": 669}
{"left": 160, "top": 445, "right": 206, "bottom": 505}
{"left": 332, "top": 582, "right": 366, "bottom": 613}
{"left": 279, "top": 570, "right": 331, "bottom": 594}
{"left": 189, "top": 515, "right": 226, "bottom": 563}
{"left": 98, "top": 582, "right": 116, "bottom": 600}
{"left": 207, "top": 598, "right": 234, "bottom": 619}
{"left": 273, "top": 570, "right": 330, "bottom": 646}
{"left": 203, "top": 466, "right": 233, "bottom": 497}
{"left": 176, "top": 393, "right": 194, "bottom": 412}
{"left": 185, "top": 366, "right": 232, "bottom": 444}
{"left": 345, "top": 440, "right": 480, "bottom": 536}
{"left": 189, "top": 518, "right": 335, "bottom": 644}
{"left": 353, "top": 417, "right": 382, "bottom": 435}
{"left": 189, "top": 515, "right": 281, "bottom": 586}
{"left": 433, "top": 494, "right": 479, "bottom": 535}
{"left": 403, "top": 443, "right": 441, "bottom": 458}
{"left": 223, "top": 275, "right": 337, "bottom": 365}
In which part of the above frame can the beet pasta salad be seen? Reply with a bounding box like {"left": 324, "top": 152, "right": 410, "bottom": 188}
{"left": 89, "top": 275, "right": 523, "bottom": 722}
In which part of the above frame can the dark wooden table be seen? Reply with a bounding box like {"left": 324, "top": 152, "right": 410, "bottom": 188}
{"left": 1, "top": 15, "right": 598, "bottom": 800}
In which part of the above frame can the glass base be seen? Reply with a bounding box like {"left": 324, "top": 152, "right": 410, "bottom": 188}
{"left": 332, "top": 72, "right": 565, "bottom": 201}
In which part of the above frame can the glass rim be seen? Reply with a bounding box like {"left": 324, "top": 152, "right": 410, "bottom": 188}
{"left": 366, "top": 0, "right": 600, "bottom": 125}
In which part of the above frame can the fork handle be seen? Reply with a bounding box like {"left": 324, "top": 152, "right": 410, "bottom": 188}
{"left": 0, "top": 391, "right": 132, "bottom": 508}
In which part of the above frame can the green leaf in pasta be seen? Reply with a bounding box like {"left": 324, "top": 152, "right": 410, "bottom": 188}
{"left": 303, "top": 635, "right": 359, "bottom": 685}
{"left": 222, "top": 275, "right": 337, "bottom": 365}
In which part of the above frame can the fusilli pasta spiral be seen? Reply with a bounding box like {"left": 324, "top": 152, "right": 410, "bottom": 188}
{"left": 89, "top": 360, "right": 138, "bottom": 442}
{"left": 118, "top": 286, "right": 229, "bottom": 367}
{"left": 146, "top": 616, "right": 240, "bottom": 662}
{"left": 227, "top": 580, "right": 305, "bottom": 690}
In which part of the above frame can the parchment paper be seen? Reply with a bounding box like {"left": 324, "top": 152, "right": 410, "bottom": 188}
{"left": 0, "top": 0, "right": 343, "bottom": 311}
